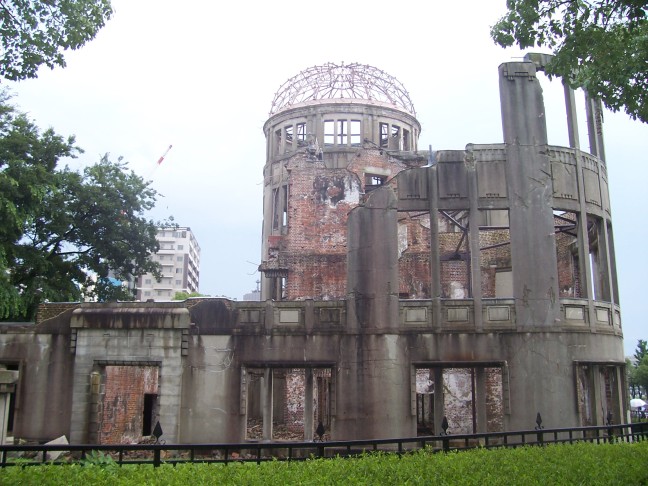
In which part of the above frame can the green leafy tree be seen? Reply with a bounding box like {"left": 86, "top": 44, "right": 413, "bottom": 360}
{"left": 0, "top": 0, "right": 113, "bottom": 80}
{"left": 172, "top": 291, "right": 209, "bottom": 300}
{"left": 87, "top": 278, "right": 136, "bottom": 302}
{"left": 0, "top": 95, "right": 164, "bottom": 320}
{"left": 491, "top": 0, "right": 648, "bottom": 123}
{"left": 628, "top": 340, "right": 648, "bottom": 398}
{"left": 635, "top": 355, "right": 648, "bottom": 398}
{"left": 634, "top": 339, "right": 648, "bottom": 364}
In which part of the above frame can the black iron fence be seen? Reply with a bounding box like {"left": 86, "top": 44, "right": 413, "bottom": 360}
{"left": 1, "top": 422, "right": 646, "bottom": 468}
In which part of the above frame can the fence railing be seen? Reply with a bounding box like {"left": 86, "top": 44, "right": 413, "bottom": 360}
{"left": 1, "top": 422, "right": 646, "bottom": 468}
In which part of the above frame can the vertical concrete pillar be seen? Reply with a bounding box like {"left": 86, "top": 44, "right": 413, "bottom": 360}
{"left": 563, "top": 84, "right": 581, "bottom": 149}
{"left": 262, "top": 368, "right": 273, "bottom": 441}
{"left": 499, "top": 61, "right": 579, "bottom": 430}
{"left": 337, "top": 186, "right": 414, "bottom": 439}
{"left": 591, "top": 365, "right": 604, "bottom": 425}
{"left": 466, "top": 150, "right": 483, "bottom": 329}
{"left": 433, "top": 367, "right": 444, "bottom": 435}
{"left": 585, "top": 92, "right": 606, "bottom": 162}
{"left": 428, "top": 166, "right": 442, "bottom": 329}
{"left": 304, "top": 369, "right": 314, "bottom": 441}
{"left": 499, "top": 61, "right": 560, "bottom": 327}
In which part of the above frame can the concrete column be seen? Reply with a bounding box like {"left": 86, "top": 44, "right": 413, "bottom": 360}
{"left": 337, "top": 186, "right": 414, "bottom": 439}
{"left": 262, "top": 368, "right": 273, "bottom": 441}
{"left": 585, "top": 92, "right": 606, "bottom": 162}
{"left": 563, "top": 83, "right": 581, "bottom": 149}
{"left": 592, "top": 365, "right": 603, "bottom": 425}
{"left": 433, "top": 367, "right": 445, "bottom": 435}
{"left": 304, "top": 369, "right": 314, "bottom": 441}
{"left": 428, "top": 166, "right": 442, "bottom": 329}
{"left": 466, "top": 150, "right": 482, "bottom": 329}
{"left": 499, "top": 62, "right": 580, "bottom": 430}
{"left": 499, "top": 61, "right": 560, "bottom": 327}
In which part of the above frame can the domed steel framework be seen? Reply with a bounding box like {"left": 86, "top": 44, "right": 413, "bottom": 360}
{"left": 269, "top": 62, "right": 416, "bottom": 116}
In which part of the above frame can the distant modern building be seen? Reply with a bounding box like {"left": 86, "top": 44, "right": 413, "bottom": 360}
{"left": 243, "top": 281, "right": 261, "bottom": 301}
{"left": 136, "top": 227, "right": 200, "bottom": 301}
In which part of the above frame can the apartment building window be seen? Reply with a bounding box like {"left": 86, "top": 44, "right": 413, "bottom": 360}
{"left": 176, "top": 268, "right": 182, "bottom": 274}
{"left": 145, "top": 279, "right": 152, "bottom": 284}
{"left": 177, "top": 256, "right": 183, "bottom": 261}
{"left": 177, "top": 245, "right": 183, "bottom": 250}
{"left": 175, "top": 280, "right": 182, "bottom": 285}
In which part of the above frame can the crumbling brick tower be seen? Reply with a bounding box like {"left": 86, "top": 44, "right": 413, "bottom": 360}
{"left": 259, "top": 63, "right": 428, "bottom": 301}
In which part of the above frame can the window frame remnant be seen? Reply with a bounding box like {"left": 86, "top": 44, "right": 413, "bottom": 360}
{"left": 324, "top": 120, "right": 335, "bottom": 146}
{"left": 350, "top": 120, "right": 361, "bottom": 146}
{"left": 379, "top": 122, "right": 389, "bottom": 148}
{"left": 439, "top": 210, "right": 471, "bottom": 298}
{"left": 364, "top": 173, "right": 387, "bottom": 192}
{"left": 478, "top": 209, "right": 512, "bottom": 299}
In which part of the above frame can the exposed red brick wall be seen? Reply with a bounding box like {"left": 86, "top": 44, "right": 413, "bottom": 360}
{"left": 99, "top": 365, "right": 158, "bottom": 444}
{"left": 273, "top": 150, "right": 425, "bottom": 300}
{"left": 485, "top": 367, "right": 503, "bottom": 432}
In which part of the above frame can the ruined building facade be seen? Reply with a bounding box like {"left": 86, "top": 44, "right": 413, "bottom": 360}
{"left": 0, "top": 59, "right": 626, "bottom": 445}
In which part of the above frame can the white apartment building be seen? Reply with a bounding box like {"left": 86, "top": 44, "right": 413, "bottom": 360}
{"left": 136, "top": 227, "right": 200, "bottom": 301}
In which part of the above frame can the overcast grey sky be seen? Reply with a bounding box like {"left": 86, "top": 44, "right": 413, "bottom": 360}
{"left": 7, "top": 0, "right": 647, "bottom": 354}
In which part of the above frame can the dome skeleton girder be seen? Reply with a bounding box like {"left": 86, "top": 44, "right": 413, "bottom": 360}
{"left": 270, "top": 62, "right": 416, "bottom": 116}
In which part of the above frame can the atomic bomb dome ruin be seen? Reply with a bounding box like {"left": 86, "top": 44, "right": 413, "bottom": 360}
{"left": 0, "top": 58, "right": 626, "bottom": 445}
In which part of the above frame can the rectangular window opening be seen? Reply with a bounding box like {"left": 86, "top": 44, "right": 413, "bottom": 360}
{"left": 364, "top": 173, "right": 386, "bottom": 192}
{"left": 414, "top": 366, "right": 503, "bottom": 436}
{"left": 296, "top": 123, "right": 307, "bottom": 146}
{"left": 324, "top": 120, "right": 335, "bottom": 146}
{"left": 379, "top": 122, "right": 389, "bottom": 148}
{"left": 284, "top": 125, "right": 293, "bottom": 153}
{"left": 245, "top": 367, "right": 332, "bottom": 441}
{"left": 479, "top": 209, "right": 512, "bottom": 298}
{"left": 554, "top": 210, "right": 581, "bottom": 298}
{"left": 350, "top": 120, "right": 361, "bottom": 146}
{"left": 439, "top": 210, "right": 471, "bottom": 298}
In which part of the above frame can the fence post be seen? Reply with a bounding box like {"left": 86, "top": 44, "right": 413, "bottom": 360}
{"left": 535, "top": 412, "right": 544, "bottom": 445}
{"left": 154, "top": 448, "right": 161, "bottom": 468}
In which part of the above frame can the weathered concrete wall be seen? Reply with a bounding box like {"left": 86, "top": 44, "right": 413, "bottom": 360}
{"left": 68, "top": 304, "right": 188, "bottom": 444}
{"left": 0, "top": 294, "right": 625, "bottom": 444}
{"left": 0, "top": 322, "right": 74, "bottom": 442}
{"left": 179, "top": 334, "right": 242, "bottom": 442}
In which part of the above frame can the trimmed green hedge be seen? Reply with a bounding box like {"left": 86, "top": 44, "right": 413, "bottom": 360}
{"left": 1, "top": 441, "right": 647, "bottom": 485}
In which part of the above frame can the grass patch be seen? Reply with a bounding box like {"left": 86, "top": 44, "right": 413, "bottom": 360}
{"left": 1, "top": 440, "right": 646, "bottom": 485}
